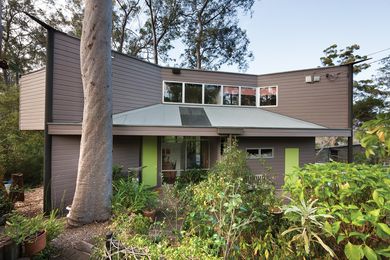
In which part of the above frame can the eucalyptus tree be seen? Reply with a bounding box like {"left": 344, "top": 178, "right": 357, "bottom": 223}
{"left": 320, "top": 44, "right": 389, "bottom": 125}
{"left": 68, "top": 0, "right": 113, "bottom": 226}
{"left": 181, "top": 0, "right": 255, "bottom": 70}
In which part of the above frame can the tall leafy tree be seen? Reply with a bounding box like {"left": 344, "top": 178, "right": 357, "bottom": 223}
{"left": 143, "top": 0, "right": 182, "bottom": 64}
{"left": 320, "top": 44, "right": 389, "bottom": 126}
{"left": 68, "top": 0, "right": 113, "bottom": 226}
{"left": 181, "top": 0, "right": 254, "bottom": 70}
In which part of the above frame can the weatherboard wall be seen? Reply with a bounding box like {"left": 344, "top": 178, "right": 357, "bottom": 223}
{"left": 51, "top": 135, "right": 141, "bottom": 209}
{"left": 257, "top": 66, "right": 349, "bottom": 129}
{"left": 19, "top": 69, "right": 46, "bottom": 130}
{"left": 51, "top": 31, "right": 161, "bottom": 123}
{"left": 238, "top": 137, "right": 315, "bottom": 187}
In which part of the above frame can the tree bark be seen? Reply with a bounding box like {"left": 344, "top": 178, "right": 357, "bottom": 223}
{"left": 68, "top": 0, "right": 113, "bottom": 226}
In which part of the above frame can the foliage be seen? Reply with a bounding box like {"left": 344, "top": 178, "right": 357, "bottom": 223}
{"left": 181, "top": 0, "right": 254, "bottom": 70}
{"left": 185, "top": 140, "right": 277, "bottom": 258}
{"left": 163, "top": 236, "right": 220, "bottom": 259}
{"left": 0, "top": 83, "right": 44, "bottom": 186}
{"left": 175, "top": 168, "right": 208, "bottom": 190}
{"left": 5, "top": 210, "right": 64, "bottom": 245}
{"left": 112, "top": 178, "right": 158, "bottom": 213}
{"left": 320, "top": 44, "right": 389, "bottom": 126}
{"left": 282, "top": 198, "right": 335, "bottom": 258}
{"left": 112, "top": 213, "right": 152, "bottom": 236}
{"left": 0, "top": 189, "right": 13, "bottom": 225}
{"left": 284, "top": 163, "right": 390, "bottom": 259}
{"left": 356, "top": 113, "right": 390, "bottom": 163}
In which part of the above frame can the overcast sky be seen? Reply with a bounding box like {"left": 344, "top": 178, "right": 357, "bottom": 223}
{"left": 219, "top": 0, "right": 390, "bottom": 79}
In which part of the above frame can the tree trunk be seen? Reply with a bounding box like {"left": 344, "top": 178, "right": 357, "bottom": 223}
{"left": 68, "top": 0, "right": 113, "bottom": 226}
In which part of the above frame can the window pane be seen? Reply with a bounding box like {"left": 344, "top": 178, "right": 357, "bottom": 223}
{"left": 164, "top": 82, "right": 182, "bottom": 102}
{"left": 241, "top": 87, "right": 256, "bottom": 106}
{"left": 260, "top": 86, "right": 277, "bottom": 106}
{"left": 246, "top": 148, "right": 259, "bottom": 159}
{"left": 185, "top": 83, "right": 202, "bottom": 104}
{"left": 260, "top": 148, "right": 273, "bottom": 158}
{"left": 204, "top": 85, "right": 222, "bottom": 104}
{"left": 223, "top": 86, "right": 239, "bottom": 105}
{"left": 186, "top": 137, "right": 209, "bottom": 169}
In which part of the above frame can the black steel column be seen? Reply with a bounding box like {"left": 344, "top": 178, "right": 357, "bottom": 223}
{"left": 347, "top": 64, "right": 353, "bottom": 163}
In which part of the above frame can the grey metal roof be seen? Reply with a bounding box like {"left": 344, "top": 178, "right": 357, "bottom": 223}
{"left": 113, "top": 104, "right": 325, "bottom": 129}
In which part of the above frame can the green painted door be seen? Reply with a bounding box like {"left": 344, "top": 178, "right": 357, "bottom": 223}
{"left": 284, "top": 148, "right": 299, "bottom": 184}
{"left": 142, "top": 136, "right": 158, "bottom": 187}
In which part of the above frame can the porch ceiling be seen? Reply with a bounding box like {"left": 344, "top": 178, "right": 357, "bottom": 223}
{"left": 113, "top": 104, "right": 326, "bottom": 129}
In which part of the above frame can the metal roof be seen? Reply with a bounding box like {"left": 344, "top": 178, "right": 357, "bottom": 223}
{"left": 113, "top": 104, "right": 325, "bottom": 129}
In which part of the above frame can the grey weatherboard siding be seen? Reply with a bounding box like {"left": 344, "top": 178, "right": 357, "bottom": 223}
{"left": 51, "top": 135, "right": 141, "bottom": 209}
{"left": 19, "top": 69, "right": 46, "bottom": 130}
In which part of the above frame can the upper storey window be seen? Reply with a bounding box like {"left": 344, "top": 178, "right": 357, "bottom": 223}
{"left": 204, "top": 85, "right": 222, "bottom": 105}
{"left": 185, "top": 83, "right": 203, "bottom": 104}
{"left": 223, "top": 86, "right": 239, "bottom": 105}
{"left": 259, "top": 86, "right": 278, "bottom": 107}
{"left": 164, "top": 82, "right": 182, "bottom": 103}
{"left": 163, "top": 81, "right": 278, "bottom": 108}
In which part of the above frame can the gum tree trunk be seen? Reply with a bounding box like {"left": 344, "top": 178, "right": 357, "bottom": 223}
{"left": 68, "top": 0, "right": 113, "bottom": 226}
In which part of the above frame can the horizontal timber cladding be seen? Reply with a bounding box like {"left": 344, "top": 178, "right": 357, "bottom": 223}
{"left": 257, "top": 66, "right": 349, "bottom": 129}
{"left": 237, "top": 137, "right": 315, "bottom": 188}
{"left": 51, "top": 135, "right": 141, "bottom": 209}
{"left": 19, "top": 69, "right": 46, "bottom": 130}
{"left": 52, "top": 31, "right": 162, "bottom": 123}
{"left": 161, "top": 67, "right": 258, "bottom": 86}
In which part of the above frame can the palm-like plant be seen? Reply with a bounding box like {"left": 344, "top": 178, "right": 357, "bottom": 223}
{"left": 282, "top": 198, "right": 335, "bottom": 258}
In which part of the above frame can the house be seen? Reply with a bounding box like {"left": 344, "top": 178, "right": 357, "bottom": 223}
{"left": 19, "top": 16, "right": 353, "bottom": 211}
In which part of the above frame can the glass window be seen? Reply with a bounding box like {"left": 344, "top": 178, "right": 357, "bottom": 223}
{"left": 164, "top": 82, "right": 182, "bottom": 103}
{"left": 259, "top": 86, "right": 277, "bottom": 106}
{"left": 241, "top": 87, "right": 256, "bottom": 106}
{"left": 260, "top": 148, "right": 273, "bottom": 158}
{"left": 204, "top": 85, "right": 222, "bottom": 105}
{"left": 161, "top": 137, "right": 209, "bottom": 172}
{"left": 185, "top": 83, "right": 202, "bottom": 104}
{"left": 223, "top": 86, "right": 239, "bottom": 105}
{"left": 246, "top": 148, "right": 259, "bottom": 159}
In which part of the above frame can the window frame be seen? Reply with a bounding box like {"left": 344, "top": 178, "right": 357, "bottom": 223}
{"left": 246, "top": 147, "right": 274, "bottom": 159}
{"left": 162, "top": 81, "right": 278, "bottom": 108}
{"left": 259, "top": 86, "right": 278, "bottom": 107}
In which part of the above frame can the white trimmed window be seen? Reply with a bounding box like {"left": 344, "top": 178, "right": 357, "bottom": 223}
{"left": 246, "top": 148, "right": 274, "bottom": 159}
{"left": 259, "top": 86, "right": 278, "bottom": 107}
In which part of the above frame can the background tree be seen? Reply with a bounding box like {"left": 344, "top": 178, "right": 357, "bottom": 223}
{"left": 68, "top": 0, "right": 113, "bottom": 226}
{"left": 320, "top": 44, "right": 389, "bottom": 126}
{"left": 143, "top": 0, "right": 182, "bottom": 64}
{"left": 181, "top": 0, "right": 254, "bottom": 70}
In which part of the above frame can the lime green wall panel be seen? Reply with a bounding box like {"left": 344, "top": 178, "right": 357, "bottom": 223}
{"left": 142, "top": 136, "right": 158, "bottom": 187}
{"left": 285, "top": 148, "right": 299, "bottom": 184}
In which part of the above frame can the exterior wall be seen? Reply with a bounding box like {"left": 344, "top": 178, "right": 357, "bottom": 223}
{"left": 161, "top": 68, "right": 258, "bottom": 86}
{"left": 19, "top": 69, "right": 46, "bottom": 130}
{"left": 238, "top": 137, "right": 315, "bottom": 187}
{"left": 52, "top": 32, "right": 161, "bottom": 123}
{"left": 51, "top": 135, "right": 141, "bottom": 209}
{"left": 258, "top": 66, "right": 349, "bottom": 128}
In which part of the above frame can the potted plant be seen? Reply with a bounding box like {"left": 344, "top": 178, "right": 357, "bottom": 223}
{"left": 4, "top": 211, "right": 64, "bottom": 257}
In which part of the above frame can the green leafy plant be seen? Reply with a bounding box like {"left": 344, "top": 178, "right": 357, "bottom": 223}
{"left": 176, "top": 168, "right": 208, "bottom": 190}
{"left": 0, "top": 189, "right": 13, "bottom": 225}
{"left": 282, "top": 198, "right": 335, "bottom": 257}
{"left": 112, "top": 178, "right": 158, "bottom": 214}
{"left": 5, "top": 211, "right": 64, "bottom": 245}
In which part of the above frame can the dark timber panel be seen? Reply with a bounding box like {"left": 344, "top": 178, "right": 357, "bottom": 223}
{"left": 52, "top": 32, "right": 161, "bottom": 123}
{"left": 238, "top": 137, "right": 315, "bottom": 187}
{"left": 51, "top": 135, "right": 141, "bottom": 209}
{"left": 257, "top": 66, "right": 349, "bottom": 128}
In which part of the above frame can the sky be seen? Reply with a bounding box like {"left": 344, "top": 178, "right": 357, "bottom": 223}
{"left": 220, "top": 0, "right": 390, "bottom": 79}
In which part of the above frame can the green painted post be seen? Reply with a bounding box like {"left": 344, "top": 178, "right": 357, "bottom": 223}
{"left": 142, "top": 136, "right": 158, "bottom": 187}
{"left": 284, "top": 148, "right": 299, "bottom": 184}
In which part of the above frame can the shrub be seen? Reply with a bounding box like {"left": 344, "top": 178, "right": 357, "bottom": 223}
{"left": 112, "top": 178, "right": 158, "bottom": 214}
{"left": 176, "top": 168, "right": 208, "bottom": 190}
{"left": 283, "top": 163, "right": 390, "bottom": 259}
{"left": 0, "top": 189, "right": 13, "bottom": 225}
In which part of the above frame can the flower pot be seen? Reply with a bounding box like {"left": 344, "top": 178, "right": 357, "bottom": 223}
{"left": 142, "top": 209, "right": 156, "bottom": 220}
{"left": 23, "top": 230, "right": 46, "bottom": 257}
